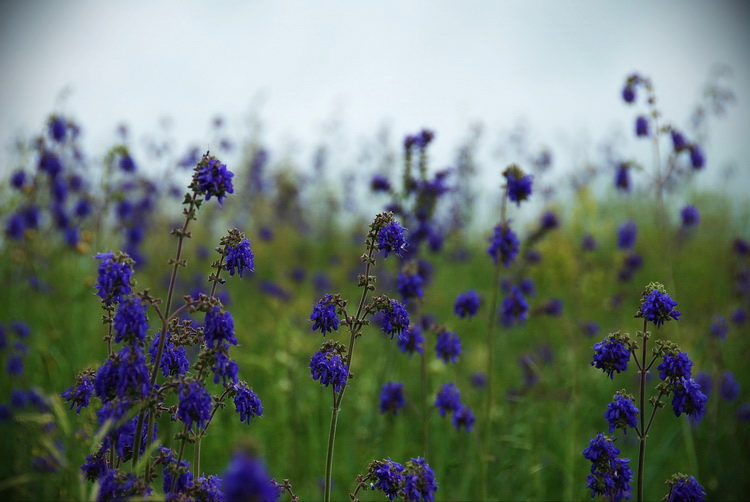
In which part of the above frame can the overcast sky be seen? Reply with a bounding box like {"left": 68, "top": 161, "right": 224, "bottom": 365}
{"left": 1, "top": 1, "right": 748, "bottom": 199}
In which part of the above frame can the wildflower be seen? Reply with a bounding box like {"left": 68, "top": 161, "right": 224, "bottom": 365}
{"left": 680, "top": 205, "right": 700, "bottom": 228}
{"left": 581, "top": 321, "right": 600, "bottom": 338}
{"left": 504, "top": 165, "right": 533, "bottom": 206}
{"left": 540, "top": 210, "right": 559, "bottom": 230}
{"left": 49, "top": 116, "right": 67, "bottom": 142}
{"left": 113, "top": 297, "right": 149, "bottom": 344}
{"left": 591, "top": 335, "right": 630, "bottom": 379}
{"left": 380, "top": 300, "right": 410, "bottom": 339}
{"left": 434, "top": 383, "right": 461, "bottom": 417}
{"left": 11, "top": 170, "right": 27, "bottom": 190}
{"left": 193, "top": 155, "right": 234, "bottom": 204}
{"left": 370, "top": 459, "right": 405, "bottom": 501}
{"left": 161, "top": 451, "right": 193, "bottom": 497}
{"left": 541, "top": 298, "right": 563, "bottom": 316}
{"left": 635, "top": 115, "right": 649, "bottom": 137}
{"left": 671, "top": 378, "right": 707, "bottom": 421}
{"left": 11, "top": 321, "right": 30, "bottom": 338}
{"left": 689, "top": 145, "right": 705, "bottom": 170}
{"left": 617, "top": 220, "right": 638, "bottom": 250}
{"left": 80, "top": 450, "right": 107, "bottom": 481}
{"left": 604, "top": 393, "right": 639, "bottom": 434}
{"left": 95, "top": 251, "right": 134, "bottom": 306}
{"left": 694, "top": 371, "right": 712, "bottom": 398}
{"left": 309, "top": 294, "right": 339, "bottom": 335}
{"left": 487, "top": 223, "right": 519, "bottom": 267}
{"left": 379, "top": 382, "right": 405, "bottom": 415}
{"left": 731, "top": 308, "right": 746, "bottom": 326}
{"left": 310, "top": 349, "right": 348, "bottom": 393}
{"left": 435, "top": 330, "right": 461, "bottom": 364}
{"left": 74, "top": 199, "right": 92, "bottom": 218}
{"left": 402, "top": 457, "right": 438, "bottom": 502}
{"left": 62, "top": 375, "right": 94, "bottom": 414}
{"left": 149, "top": 331, "right": 189, "bottom": 377}
{"left": 38, "top": 151, "right": 63, "bottom": 178}
{"left": 211, "top": 349, "right": 239, "bottom": 385}
{"left": 397, "top": 325, "right": 424, "bottom": 356}
{"left": 5, "top": 213, "right": 25, "bottom": 240}
{"left": 454, "top": 290, "right": 480, "bottom": 319}
{"left": 452, "top": 405, "right": 476, "bottom": 432}
{"left": 194, "top": 475, "right": 224, "bottom": 502}
{"left": 637, "top": 284, "right": 680, "bottom": 327}
{"left": 97, "top": 469, "right": 147, "bottom": 502}
{"left": 203, "top": 307, "right": 238, "bottom": 348}
{"left": 371, "top": 174, "right": 392, "bottom": 192}
{"left": 397, "top": 270, "right": 424, "bottom": 300}
{"left": 500, "top": 287, "right": 529, "bottom": 327}
{"left": 658, "top": 352, "right": 693, "bottom": 381}
{"left": 471, "top": 372, "right": 488, "bottom": 388}
{"left": 222, "top": 452, "right": 279, "bottom": 502}
{"left": 177, "top": 381, "right": 212, "bottom": 432}
{"left": 671, "top": 130, "right": 687, "bottom": 152}
{"left": 666, "top": 474, "right": 706, "bottom": 502}
{"left": 622, "top": 84, "right": 636, "bottom": 103}
{"left": 224, "top": 238, "right": 255, "bottom": 278}
{"left": 719, "top": 371, "right": 740, "bottom": 402}
{"left": 615, "top": 163, "right": 631, "bottom": 192}
{"left": 583, "top": 434, "right": 632, "bottom": 502}
{"left": 709, "top": 316, "right": 729, "bottom": 340}
{"left": 232, "top": 382, "right": 263, "bottom": 424}
{"left": 119, "top": 155, "right": 136, "bottom": 173}
{"left": 115, "top": 345, "right": 151, "bottom": 400}
{"left": 378, "top": 221, "right": 408, "bottom": 258}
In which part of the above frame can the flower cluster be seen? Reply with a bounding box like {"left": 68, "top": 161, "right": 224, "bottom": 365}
{"left": 583, "top": 434, "right": 633, "bottom": 502}
{"left": 113, "top": 297, "right": 149, "bottom": 344}
{"left": 222, "top": 451, "right": 279, "bottom": 502}
{"left": 454, "top": 290, "right": 480, "bottom": 319}
{"left": 377, "top": 221, "right": 408, "bottom": 258}
{"left": 487, "top": 223, "right": 520, "bottom": 267}
{"left": 379, "top": 300, "right": 411, "bottom": 339}
{"left": 636, "top": 283, "right": 681, "bottom": 327}
{"left": 310, "top": 294, "right": 340, "bottom": 334}
{"left": 435, "top": 329, "right": 461, "bottom": 364}
{"left": 665, "top": 473, "right": 706, "bottom": 502}
{"left": 503, "top": 164, "right": 533, "bottom": 206}
{"left": 379, "top": 382, "right": 405, "bottom": 415}
{"left": 203, "top": 306, "right": 238, "bottom": 348}
{"left": 310, "top": 343, "right": 348, "bottom": 393}
{"left": 590, "top": 333, "right": 631, "bottom": 379}
{"left": 434, "top": 383, "right": 474, "bottom": 432}
{"left": 224, "top": 236, "right": 255, "bottom": 278}
{"left": 95, "top": 251, "right": 134, "bottom": 306}
{"left": 192, "top": 154, "right": 235, "bottom": 204}
{"left": 177, "top": 381, "right": 213, "bottom": 432}
{"left": 604, "top": 392, "right": 639, "bottom": 434}
{"left": 232, "top": 381, "right": 263, "bottom": 424}
{"left": 397, "top": 325, "right": 424, "bottom": 356}
{"left": 617, "top": 220, "right": 638, "bottom": 250}
{"left": 500, "top": 287, "right": 529, "bottom": 327}
{"left": 671, "top": 378, "right": 708, "bottom": 421}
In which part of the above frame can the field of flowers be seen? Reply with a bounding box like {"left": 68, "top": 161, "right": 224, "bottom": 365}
{"left": 1, "top": 74, "right": 749, "bottom": 502}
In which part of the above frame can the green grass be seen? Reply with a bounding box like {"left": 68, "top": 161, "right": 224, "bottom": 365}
{"left": 1, "top": 190, "right": 749, "bottom": 501}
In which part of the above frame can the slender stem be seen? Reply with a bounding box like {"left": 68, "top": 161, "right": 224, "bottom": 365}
{"left": 644, "top": 391, "right": 665, "bottom": 437}
{"left": 350, "top": 474, "right": 373, "bottom": 502}
{"left": 193, "top": 437, "right": 201, "bottom": 479}
{"left": 170, "top": 424, "right": 190, "bottom": 493}
{"left": 637, "top": 319, "right": 648, "bottom": 502}
{"left": 324, "top": 387, "right": 340, "bottom": 502}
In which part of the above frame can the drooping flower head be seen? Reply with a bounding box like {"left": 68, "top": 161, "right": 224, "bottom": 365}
{"left": 671, "top": 130, "right": 688, "bottom": 152}
{"left": 177, "top": 381, "right": 212, "bottom": 432}
{"left": 604, "top": 392, "right": 639, "bottom": 434}
{"left": 310, "top": 342, "right": 348, "bottom": 393}
{"left": 397, "top": 325, "right": 424, "bottom": 356}
{"left": 192, "top": 154, "right": 234, "bottom": 204}
{"left": 203, "top": 306, "right": 238, "bottom": 348}
{"left": 435, "top": 329, "right": 461, "bottom": 364}
{"left": 665, "top": 473, "right": 706, "bottom": 502}
{"left": 635, "top": 115, "right": 650, "bottom": 137}
{"left": 113, "top": 297, "right": 149, "bottom": 344}
{"left": 503, "top": 164, "right": 533, "bottom": 206}
{"left": 95, "top": 251, "right": 134, "bottom": 306}
{"left": 487, "top": 223, "right": 520, "bottom": 267}
{"left": 689, "top": 145, "right": 705, "bottom": 170}
{"left": 615, "top": 163, "right": 631, "bottom": 192}
{"left": 377, "top": 220, "right": 408, "bottom": 258}
{"left": 379, "top": 382, "right": 405, "bottom": 415}
{"left": 671, "top": 378, "right": 707, "bottom": 421}
{"left": 583, "top": 433, "right": 632, "bottom": 502}
{"left": 379, "top": 300, "right": 410, "bottom": 339}
{"left": 232, "top": 381, "right": 263, "bottom": 424}
{"left": 591, "top": 333, "right": 631, "bottom": 379}
{"left": 309, "top": 294, "right": 339, "bottom": 335}
{"left": 434, "top": 383, "right": 461, "bottom": 417}
{"left": 222, "top": 451, "right": 279, "bottom": 502}
{"left": 159, "top": 447, "right": 194, "bottom": 497}
{"left": 62, "top": 374, "right": 94, "bottom": 414}
{"left": 657, "top": 351, "right": 693, "bottom": 381}
{"left": 397, "top": 267, "right": 424, "bottom": 300}
{"left": 454, "top": 290, "right": 480, "bottom": 319}
{"left": 636, "top": 282, "right": 681, "bottom": 327}
{"left": 224, "top": 235, "right": 255, "bottom": 278}
{"left": 149, "top": 331, "right": 189, "bottom": 377}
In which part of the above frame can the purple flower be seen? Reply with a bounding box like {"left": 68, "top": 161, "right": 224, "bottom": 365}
{"left": 149, "top": 331, "right": 189, "bottom": 377}
{"left": 622, "top": 84, "right": 636, "bottom": 103}
{"left": 94, "top": 251, "right": 133, "bottom": 306}
{"left": 615, "top": 163, "right": 631, "bottom": 192}
{"left": 581, "top": 321, "right": 600, "bottom": 338}
{"left": 617, "top": 220, "right": 638, "bottom": 250}
{"left": 11, "top": 170, "right": 27, "bottom": 190}
{"left": 719, "top": 371, "right": 740, "bottom": 402}
{"left": 113, "top": 297, "right": 149, "bottom": 344}
{"left": 309, "top": 294, "right": 339, "bottom": 335}
{"left": 379, "top": 382, "right": 405, "bottom": 415}
{"left": 371, "top": 175, "right": 392, "bottom": 192}
{"left": 689, "top": 145, "right": 705, "bottom": 170}
{"left": 487, "top": 223, "right": 519, "bottom": 267}
{"left": 204, "top": 307, "right": 238, "bottom": 348}
{"left": 694, "top": 371, "right": 712, "bottom": 398}
{"left": 454, "top": 290, "right": 480, "bottom": 319}
{"left": 672, "top": 378, "right": 707, "bottom": 421}
{"left": 638, "top": 288, "right": 680, "bottom": 327}
{"left": 680, "top": 205, "right": 700, "bottom": 228}
{"left": 371, "top": 459, "right": 405, "bottom": 501}
{"left": 434, "top": 383, "right": 461, "bottom": 417}
{"left": 222, "top": 452, "right": 278, "bottom": 502}
{"left": 161, "top": 448, "right": 193, "bottom": 496}
{"left": 667, "top": 474, "right": 706, "bottom": 502}
{"left": 504, "top": 168, "right": 533, "bottom": 206}
{"left": 211, "top": 350, "right": 239, "bottom": 385}
{"left": 119, "top": 155, "right": 136, "bottom": 173}
{"left": 604, "top": 394, "right": 639, "bottom": 434}
{"left": 397, "top": 325, "right": 424, "bottom": 356}
{"left": 403, "top": 457, "right": 438, "bottom": 502}
{"left": 591, "top": 336, "right": 630, "bottom": 379}
{"left": 583, "top": 434, "right": 632, "bottom": 502}
{"left": 225, "top": 238, "right": 255, "bottom": 277}
{"left": 62, "top": 376, "right": 94, "bottom": 414}
{"left": 500, "top": 287, "right": 529, "bottom": 327}
{"left": 435, "top": 330, "right": 461, "bottom": 364}
{"left": 49, "top": 116, "right": 67, "bottom": 142}
{"left": 635, "top": 115, "right": 649, "bottom": 137}
{"left": 380, "top": 300, "right": 410, "bottom": 339}
{"left": 194, "top": 155, "right": 235, "bottom": 204}
{"left": 452, "top": 405, "right": 475, "bottom": 432}
{"left": 671, "top": 130, "right": 687, "bottom": 152}
{"left": 177, "top": 381, "right": 212, "bottom": 432}
{"left": 582, "top": 233, "right": 597, "bottom": 252}
{"left": 11, "top": 321, "right": 30, "bottom": 339}
{"left": 710, "top": 316, "right": 729, "bottom": 340}
{"left": 540, "top": 210, "right": 559, "bottom": 230}
{"left": 658, "top": 352, "right": 693, "bottom": 381}
{"left": 310, "top": 349, "right": 348, "bottom": 393}
{"left": 115, "top": 345, "right": 151, "bottom": 400}
{"left": 233, "top": 382, "right": 263, "bottom": 424}
{"left": 378, "top": 221, "right": 408, "bottom": 258}
{"left": 397, "top": 270, "right": 424, "bottom": 300}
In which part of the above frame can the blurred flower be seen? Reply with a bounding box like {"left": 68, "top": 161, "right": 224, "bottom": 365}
{"left": 617, "top": 220, "right": 638, "bottom": 250}
{"left": 177, "top": 382, "right": 212, "bottom": 432}
{"left": 487, "top": 223, "right": 519, "bottom": 267}
{"left": 435, "top": 330, "right": 461, "bottom": 364}
{"left": 719, "top": 371, "right": 740, "bottom": 402}
{"left": 689, "top": 145, "right": 705, "bottom": 170}
{"left": 710, "top": 316, "right": 729, "bottom": 340}
{"left": 377, "top": 221, "right": 408, "bottom": 258}
{"left": 371, "top": 174, "right": 392, "bottom": 192}
{"left": 680, "top": 205, "right": 700, "bottom": 228}
{"left": 500, "top": 287, "right": 528, "bottom": 327}
{"left": 222, "top": 452, "right": 278, "bottom": 502}
{"left": 434, "top": 383, "right": 461, "bottom": 417}
{"left": 379, "top": 382, "right": 405, "bottom": 415}
{"left": 671, "top": 130, "right": 688, "bottom": 152}
{"left": 452, "top": 405, "right": 475, "bottom": 432}
{"left": 635, "top": 115, "right": 649, "bottom": 137}
{"left": 397, "top": 325, "right": 424, "bottom": 356}
{"left": 454, "top": 290, "right": 480, "bottom": 319}
{"left": 581, "top": 233, "right": 597, "bottom": 252}
{"left": 113, "top": 297, "right": 149, "bottom": 344}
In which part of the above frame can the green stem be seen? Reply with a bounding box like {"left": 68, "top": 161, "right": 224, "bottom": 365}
{"left": 324, "top": 387, "right": 340, "bottom": 502}
{"left": 170, "top": 424, "right": 190, "bottom": 493}
{"left": 637, "top": 319, "right": 648, "bottom": 502}
{"left": 193, "top": 436, "right": 201, "bottom": 479}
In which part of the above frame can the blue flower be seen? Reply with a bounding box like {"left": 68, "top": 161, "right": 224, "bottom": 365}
{"left": 504, "top": 167, "right": 533, "bottom": 206}
{"left": 638, "top": 288, "right": 680, "bottom": 327}
{"left": 582, "top": 233, "right": 597, "bottom": 251}
{"left": 658, "top": 352, "right": 693, "bottom": 381}
{"left": 97, "top": 469, "right": 146, "bottom": 502}
{"left": 581, "top": 321, "right": 600, "bottom": 338}
{"left": 116, "top": 345, "right": 151, "bottom": 400}
{"left": 233, "top": 382, "right": 263, "bottom": 424}
{"left": 709, "top": 316, "right": 729, "bottom": 340}
{"left": 149, "top": 331, "right": 189, "bottom": 377}
{"left": 680, "top": 205, "right": 700, "bottom": 228}
{"left": 689, "top": 145, "right": 705, "bottom": 170}
{"left": 671, "top": 130, "right": 688, "bottom": 151}
{"left": 222, "top": 452, "right": 279, "bottom": 502}
{"left": 615, "top": 163, "right": 631, "bottom": 192}
{"left": 617, "top": 220, "right": 638, "bottom": 250}
{"left": 378, "top": 221, "right": 408, "bottom": 258}
{"left": 5, "top": 212, "right": 25, "bottom": 240}
{"left": 380, "top": 300, "right": 410, "bottom": 339}
{"left": 403, "top": 457, "right": 438, "bottom": 502}
{"left": 95, "top": 251, "right": 133, "bottom": 306}
{"left": 80, "top": 450, "right": 107, "bottom": 481}
{"left": 113, "top": 297, "right": 149, "bottom": 344}
{"left": 11, "top": 170, "right": 27, "bottom": 190}
{"left": 49, "top": 116, "right": 67, "bottom": 142}
{"left": 225, "top": 238, "right": 255, "bottom": 277}
{"left": 719, "top": 371, "right": 740, "bottom": 402}
{"left": 500, "top": 287, "right": 529, "bottom": 327}
{"left": 604, "top": 394, "right": 639, "bottom": 434}
{"left": 177, "top": 382, "right": 212, "bottom": 432}
{"left": 591, "top": 336, "right": 630, "bottom": 379}
{"left": 622, "top": 84, "right": 636, "bottom": 103}
{"left": 371, "top": 175, "right": 392, "bottom": 192}
{"left": 194, "top": 475, "right": 224, "bottom": 502}
{"left": 194, "top": 155, "right": 234, "bottom": 204}
{"left": 371, "top": 459, "right": 405, "bottom": 501}
{"left": 586, "top": 457, "right": 633, "bottom": 502}
{"left": 309, "top": 294, "right": 339, "bottom": 335}
{"left": 397, "top": 271, "right": 424, "bottom": 300}
{"left": 694, "top": 371, "right": 712, "bottom": 398}
{"left": 310, "top": 349, "right": 348, "bottom": 393}
{"left": 487, "top": 223, "right": 519, "bottom": 267}
{"left": 435, "top": 330, "right": 461, "bottom": 364}
{"left": 379, "top": 382, "right": 405, "bottom": 415}
{"left": 11, "top": 321, "right": 30, "bottom": 339}
{"left": 452, "top": 405, "right": 475, "bottom": 432}
{"left": 119, "top": 155, "right": 136, "bottom": 173}
{"left": 397, "top": 325, "right": 424, "bottom": 356}
{"left": 672, "top": 378, "right": 707, "bottom": 421}
{"left": 204, "top": 307, "right": 238, "bottom": 348}
{"left": 540, "top": 211, "right": 559, "bottom": 230}
{"left": 635, "top": 115, "right": 649, "bottom": 137}
{"left": 160, "top": 448, "right": 193, "bottom": 497}
{"left": 211, "top": 349, "right": 240, "bottom": 385}
{"left": 434, "top": 383, "right": 461, "bottom": 417}
{"left": 62, "top": 376, "right": 94, "bottom": 414}
{"left": 667, "top": 474, "right": 706, "bottom": 502}
{"left": 454, "top": 290, "right": 480, "bottom": 319}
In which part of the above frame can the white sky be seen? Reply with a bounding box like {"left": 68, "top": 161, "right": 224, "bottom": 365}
{"left": 1, "top": 1, "right": 749, "bottom": 202}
